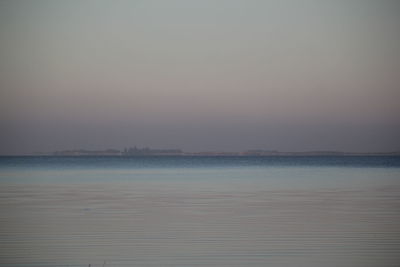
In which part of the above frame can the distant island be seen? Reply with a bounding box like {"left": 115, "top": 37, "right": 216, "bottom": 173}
{"left": 36, "top": 147, "right": 400, "bottom": 156}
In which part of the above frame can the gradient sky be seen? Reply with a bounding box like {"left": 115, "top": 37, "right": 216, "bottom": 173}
{"left": 1, "top": 0, "right": 399, "bottom": 154}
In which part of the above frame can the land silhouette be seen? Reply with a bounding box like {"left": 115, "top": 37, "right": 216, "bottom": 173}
{"left": 44, "top": 147, "right": 400, "bottom": 157}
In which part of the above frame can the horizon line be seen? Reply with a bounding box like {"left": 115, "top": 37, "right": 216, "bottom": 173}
{"left": 2, "top": 148, "right": 400, "bottom": 157}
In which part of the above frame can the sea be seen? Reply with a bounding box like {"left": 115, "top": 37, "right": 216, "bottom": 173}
{"left": 0, "top": 156, "right": 399, "bottom": 267}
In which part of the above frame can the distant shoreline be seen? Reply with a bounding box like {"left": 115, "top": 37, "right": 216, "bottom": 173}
{"left": 6, "top": 149, "right": 400, "bottom": 157}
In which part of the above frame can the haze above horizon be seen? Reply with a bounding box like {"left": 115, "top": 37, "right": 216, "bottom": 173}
{"left": 1, "top": 0, "right": 399, "bottom": 155}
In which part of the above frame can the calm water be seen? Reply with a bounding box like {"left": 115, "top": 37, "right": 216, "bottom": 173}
{"left": 0, "top": 156, "right": 399, "bottom": 267}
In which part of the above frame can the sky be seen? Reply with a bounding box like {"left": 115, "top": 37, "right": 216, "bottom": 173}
{"left": 0, "top": 0, "right": 399, "bottom": 154}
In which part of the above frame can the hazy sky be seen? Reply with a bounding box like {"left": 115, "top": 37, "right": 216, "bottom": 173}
{"left": 1, "top": 0, "right": 399, "bottom": 154}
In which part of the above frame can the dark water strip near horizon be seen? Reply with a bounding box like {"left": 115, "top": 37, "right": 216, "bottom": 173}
{"left": 0, "top": 156, "right": 399, "bottom": 267}
{"left": 1, "top": 155, "right": 400, "bottom": 169}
